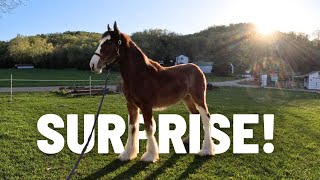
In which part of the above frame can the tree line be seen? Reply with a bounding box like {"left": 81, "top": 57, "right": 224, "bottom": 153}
{"left": 1, "top": 23, "right": 320, "bottom": 74}
{"left": 0, "top": 31, "right": 100, "bottom": 69}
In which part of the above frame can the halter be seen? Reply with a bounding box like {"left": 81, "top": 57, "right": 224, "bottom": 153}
{"left": 94, "top": 52, "right": 102, "bottom": 58}
{"left": 95, "top": 39, "right": 122, "bottom": 59}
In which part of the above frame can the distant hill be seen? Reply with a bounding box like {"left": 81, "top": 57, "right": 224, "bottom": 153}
{"left": 1, "top": 23, "right": 320, "bottom": 74}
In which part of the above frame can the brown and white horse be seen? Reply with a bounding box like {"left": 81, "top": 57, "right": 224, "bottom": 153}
{"left": 90, "top": 22, "right": 214, "bottom": 162}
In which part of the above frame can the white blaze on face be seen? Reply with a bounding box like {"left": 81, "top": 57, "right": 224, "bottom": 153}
{"left": 89, "top": 35, "right": 111, "bottom": 74}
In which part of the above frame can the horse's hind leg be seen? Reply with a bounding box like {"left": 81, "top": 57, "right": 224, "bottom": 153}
{"left": 119, "top": 102, "right": 139, "bottom": 161}
{"left": 182, "top": 95, "right": 199, "bottom": 144}
{"left": 140, "top": 107, "right": 159, "bottom": 162}
{"left": 192, "top": 93, "right": 215, "bottom": 156}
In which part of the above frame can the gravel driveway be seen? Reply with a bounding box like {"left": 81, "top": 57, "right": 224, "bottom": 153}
{"left": 209, "top": 77, "right": 257, "bottom": 88}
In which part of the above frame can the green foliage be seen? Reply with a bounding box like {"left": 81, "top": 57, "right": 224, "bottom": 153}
{"left": 131, "top": 29, "right": 185, "bottom": 64}
{"left": 212, "top": 62, "right": 232, "bottom": 76}
{"left": 8, "top": 35, "right": 54, "bottom": 65}
{"left": 1, "top": 24, "right": 320, "bottom": 74}
{"left": 2, "top": 32, "right": 100, "bottom": 70}
{"left": 0, "top": 40, "right": 13, "bottom": 68}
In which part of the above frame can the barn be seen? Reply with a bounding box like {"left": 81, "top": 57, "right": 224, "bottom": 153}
{"left": 303, "top": 71, "right": 320, "bottom": 90}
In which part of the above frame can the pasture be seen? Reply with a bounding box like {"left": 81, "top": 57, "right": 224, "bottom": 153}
{"left": 0, "top": 68, "right": 121, "bottom": 87}
{"left": 0, "top": 68, "right": 236, "bottom": 87}
{"left": 0, "top": 87, "right": 319, "bottom": 179}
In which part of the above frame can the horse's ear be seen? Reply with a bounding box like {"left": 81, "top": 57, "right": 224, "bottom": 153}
{"left": 113, "top": 21, "right": 120, "bottom": 35}
{"left": 107, "top": 24, "right": 112, "bottom": 31}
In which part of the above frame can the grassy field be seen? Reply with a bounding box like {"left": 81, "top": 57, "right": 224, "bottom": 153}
{"left": 0, "top": 68, "right": 121, "bottom": 87}
{"left": 1, "top": 88, "right": 320, "bottom": 179}
{"left": 0, "top": 68, "right": 236, "bottom": 87}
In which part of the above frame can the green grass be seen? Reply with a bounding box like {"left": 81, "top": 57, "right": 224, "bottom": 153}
{"left": 0, "top": 68, "right": 235, "bottom": 87}
{"left": 0, "top": 68, "right": 122, "bottom": 87}
{"left": 1, "top": 88, "right": 320, "bottom": 179}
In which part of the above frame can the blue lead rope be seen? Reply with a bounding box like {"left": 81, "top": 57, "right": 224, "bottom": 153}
{"left": 66, "top": 70, "right": 111, "bottom": 180}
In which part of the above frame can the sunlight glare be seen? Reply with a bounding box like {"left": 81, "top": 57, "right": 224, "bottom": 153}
{"left": 230, "top": 0, "right": 312, "bottom": 35}
{"left": 256, "top": 22, "right": 275, "bottom": 35}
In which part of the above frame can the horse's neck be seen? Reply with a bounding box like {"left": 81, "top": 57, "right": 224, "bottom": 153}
{"left": 119, "top": 40, "right": 149, "bottom": 82}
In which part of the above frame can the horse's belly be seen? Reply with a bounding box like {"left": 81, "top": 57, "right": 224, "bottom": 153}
{"left": 153, "top": 89, "right": 187, "bottom": 108}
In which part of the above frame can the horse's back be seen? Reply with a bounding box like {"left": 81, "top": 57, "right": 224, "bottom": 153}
{"left": 163, "top": 63, "right": 206, "bottom": 85}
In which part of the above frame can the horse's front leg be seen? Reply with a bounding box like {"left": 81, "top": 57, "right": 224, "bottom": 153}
{"left": 119, "top": 102, "right": 139, "bottom": 161}
{"left": 140, "top": 107, "right": 159, "bottom": 162}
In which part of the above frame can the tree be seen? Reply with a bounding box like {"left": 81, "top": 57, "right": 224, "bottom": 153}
{"left": 312, "top": 30, "right": 320, "bottom": 48}
{"left": 0, "top": 41, "right": 13, "bottom": 68}
{"left": 1, "top": 23, "right": 320, "bottom": 73}
{"left": 0, "top": 0, "right": 24, "bottom": 14}
{"left": 212, "top": 62, "right": 232, "bottom": 76}
{"left": 8, "top": 35, "right": 54, "bottom": 66}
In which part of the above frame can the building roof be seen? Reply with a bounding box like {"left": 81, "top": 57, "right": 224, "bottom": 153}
{"left": 303, "top": 71, "right": 320, "bottom": 76}
{"left": 176, "top": 55, "right": 188, "bottom": 58}
{"left": 292, "top": 71, "right": 320, "bottom": 78}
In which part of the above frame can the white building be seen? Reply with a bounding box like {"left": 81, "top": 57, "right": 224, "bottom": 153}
{"left": 14, "top": 64, "right": 34, "bottom": 69}
{"left": 175, "top": 55, "right": 189, "bottom": 65}
{"left": 195, "top": 61, "right": 214, "bottom": 73}
{"left": 304, "top": 71, "right": 320, "bottom": 90}
{"left": 261, "top": 74, "right": 268, "bottom": 87}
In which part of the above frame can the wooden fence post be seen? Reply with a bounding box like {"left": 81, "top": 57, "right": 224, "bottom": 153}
{"left": 10, "top": 74, "right": 13, "bottom": 102}
{"left": 89, "top": 76, "right": 92, "bottom": 97}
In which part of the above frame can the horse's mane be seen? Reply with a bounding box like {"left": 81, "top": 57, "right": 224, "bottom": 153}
{"left": 121, "top": 33, "right": 164, "bottom": 72}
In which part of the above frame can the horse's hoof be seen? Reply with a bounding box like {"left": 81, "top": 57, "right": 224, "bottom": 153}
{"left": 141, "top": 152, "right": 159, "bottom": 162}
{"left": 118, "top": 151, "right": 137, "bottom": 161}
{"left": 198, "top": 148, "right": 215, "bottom": 156}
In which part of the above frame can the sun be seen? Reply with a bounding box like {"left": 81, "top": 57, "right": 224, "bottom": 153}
{"left": 230, "top": 0, "right": 311, "bottom": 35}
{"left": 256, "top": 22, "right": 275, "bottom": 35}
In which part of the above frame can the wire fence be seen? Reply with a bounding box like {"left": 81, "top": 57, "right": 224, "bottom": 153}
{"left": 0, "top": 74, "right": 110, "bottom": 101}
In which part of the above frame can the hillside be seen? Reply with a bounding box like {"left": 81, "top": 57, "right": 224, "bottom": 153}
{"left": 1, "top": 23, "right": 320, "bottom": 74}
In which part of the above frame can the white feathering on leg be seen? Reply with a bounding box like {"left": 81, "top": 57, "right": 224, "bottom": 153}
{"left": 141, "top": 119, "right": 159, "bottom": 162}
{"left": 196, "top": 105, "right": 215, "bottom": 156}
{"left": 119, "top": 123, "right": 138, "bottom": 161}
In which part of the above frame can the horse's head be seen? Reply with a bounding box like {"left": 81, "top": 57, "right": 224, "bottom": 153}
{"left": 90, "top": 22, "right": 122, "bottom": 74}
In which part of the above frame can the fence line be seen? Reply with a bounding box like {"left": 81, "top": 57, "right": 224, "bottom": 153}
{"left": 0, "top": 74, "right": 111, "bottom": 101}
{"left": 0, "top": 79, "right": 105, "bottom": 82}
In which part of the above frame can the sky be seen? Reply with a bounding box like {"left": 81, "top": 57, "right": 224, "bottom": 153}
{"left": 1, "top": 0, "right": 320, "bottom": 41}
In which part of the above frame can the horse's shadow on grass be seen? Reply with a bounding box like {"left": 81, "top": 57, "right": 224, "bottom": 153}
{"left": 81, "top": 159, "right": 128, "bottom": 180}
{"left": 146, "top": 154, "right": 210, "bottom": 179}
{"left": 82, "top": 147, "right": 210, "bottom": 179}
{"left": 113, "top": 161, "right": 151, "bottom": 179}
{"left": 81, "top": 156, "right": 180, "bottom": 180}
{"left": 145, "top": 154, "right": 184, "bottom": 180}
{"left": 81, "top": 158, "right": 153, "bottom": 180}
{"left": 177, "top": 155, "right": 211, "bottom": 179}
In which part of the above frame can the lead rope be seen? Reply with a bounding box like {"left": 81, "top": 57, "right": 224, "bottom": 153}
{"left": 66, "top": 69, "right": 111, "bottom": 180}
